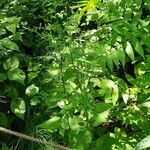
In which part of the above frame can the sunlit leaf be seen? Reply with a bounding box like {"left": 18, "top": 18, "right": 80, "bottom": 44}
{"left": 7, "top": 69, "right": 25, "bottom": 84}
{"left": 101, "top": 79, "right": 119, "bottom": 104}
{"left": 69, "top": 115, "right": 85, "bottom": 130}
{"left": 91, "top": 110, "right": 109, "bottom": 127}
{"left": 28, "top": 72, "right": 38, "bottom": 83}
{"left": 3, "top": 57, "right": 19, "bottom": 70}
{"left": 112, "top": 84, "right": 119, "bottom": 105}
{"left": 140, "top": 101, "right": 150, "bottom": 108}
{"left": 134, "top": 135, "right": 150, "bottom": 150}
{"left": 125, "top": 42, "right": 134, "bottom": 61}
{"left": 1, "top": 38, "right": 19, "bottom": 51}
{"left": 37, "top": 116, "right": 60, "bottom": 131}
{"left": 6, "top": 24, "right": 17, "bottom": 34}
{"left": 25, "top": 84, "right": 39, "bottom": 96}
{"left": 11, "top": 98, "right": 26, "bottom": 119}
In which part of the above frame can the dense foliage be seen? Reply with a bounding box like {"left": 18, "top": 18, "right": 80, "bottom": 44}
{"left": 0, "top": 0, "right": 150, "bottom": 149}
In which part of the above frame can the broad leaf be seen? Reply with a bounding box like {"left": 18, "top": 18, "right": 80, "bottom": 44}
{"left": 37, "top": 116, "right": 60, "bottom": 131}
{"left": 91, "top": 110, "right": 109, "bottom": 127}
{"left": 101, "top": 79, "right": 119, "bottom": 105}
{"left": 11, "top": 98, "right": 26, "bottom": 119}
{"left": 134, "top": 135, "right": 150, "bottom": 150}
{"left": 7, "top": 68, "right": 25, "bottom": 84}
{"left": 94, "top": 134, "right": 116, "bottom": 150}
{"left": 6, "top": 24, "right": 17, "bottom": 34}
{"left": 69, "top": 115, "right": 85, "bottom": 130}
{"left": 25, "top": 84, "right": 39, "bottom": 96}
{"left": 28, "top": 72, "right": 38, "bottom": 83}
{"left": 1, "top": 38, "right": 19, "bottom": 51}
{"left": 94, "top": 103, "right": 113, "bottom": 113}
{"left": 140, "top": 101, "right": 150, "bottom": 108}
{"left": 3, "top": 57, "right": 19, "bottom": 70}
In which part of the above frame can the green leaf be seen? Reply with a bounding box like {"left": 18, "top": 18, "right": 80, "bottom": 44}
{"left": 69, "top": 115, "right": 84, "bottom": 130}
{"left": 28, "top": 72, "right": 38, "bottom": 83}
{"left": 71, "top": 130, "right": 92, "bottom": 150}
{"left": 94, "top": 134, "right": 116, "bottom": 150}
{"left": 30, "top": 98, "right": 40, "bottom": 106}
{"left": 106, "top": 55, "right": 113, "bottom": 72}
{"left": 13, "top": 32, "right": 22, "bottom": 41}
{"left": 125, "top": 42, "right": 134, "bottom": 61}
{"left": 112, "top": 51, "right": 120, "bottom": 67}
{"left": 91, "top": 110, "right": 109, "bottom": 127}
{"left": 94, "top": 103, "right": 113, "bottom": 113}
{"left": 7, "top": 69, "right": 25, "bottom": 84}
{"left": 11, "top": 98, "right": 26, "bottom": 119}
{"left": 118, "top": 49, "right": 125, "bottom": 66}
{"left": 6, "top": 24, "right": 17, "bottom": 34}
{"left": 0, "top": 73, "right": 6, "bottom": 82}
{"left": 134, "top": 135, "right": 150, "bottom": 150}
{"left": 135, "top": 41, "right": 145, "bottom": 59}
{"left": 3, "top": 57, "right": 19, "bottom": 70}
{"left": 112, "top": 84, "right": 119, "bottom": 105}
{"left": 101, "top": 79, "right": 115, "bottom": 93}
{"left": 140, "top": 74, "right": 150, "bottom": 87}
{"left": 122, "top": 92, "right": 129, "bottom": 104}
{"left": 65, "top": 81, "right": 77, "bottom": 93}
{"left": 1, "top": 38, "right": 19, "bottom": 51}
{"left": 61, "top": 115, "right": 69, "bottom": 129}
{"left": 37, "top": 116, "right": 60, "bottom": 131}
{"left": 25, "top": 84, "right": 39, "bottom": 96}
{"left": 65, "top": 25, "right": 80, "bottom": 35}
{"left": 139, "top": 19, "right": 150, "bottom": 27}
{"left": 6, "top": 17, "right": 21, "bottom": 25}
{"left": 140, "top": 101, "right": 150, "bottom": 108}
{"left": 101, "top": 79, "right": 119, "bottom": 104}
{"left": 28, "top": 62, "right": 41, "bottom": 72}
{"left": 8, "top": 87, "right": 19, "bottom": 99}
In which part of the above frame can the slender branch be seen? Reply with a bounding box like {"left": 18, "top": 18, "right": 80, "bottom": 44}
{"left": 0, "top": 127, "right": 70, "bottom": 150}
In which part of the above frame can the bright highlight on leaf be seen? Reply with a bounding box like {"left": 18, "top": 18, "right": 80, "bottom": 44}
{"left": 73, "top": 0, "right": 98, "bottom": 12}
{"left": 134, "top": 135, "right": 150, "bottom": 150}
{"left": 25, "top": 84, "right": 39, "bottom": 96}
{"left": 101, "top": 79, "right": 119, "bottom": 105}
{"left": 86, "top": 0, "right": 97, "bottom": 11}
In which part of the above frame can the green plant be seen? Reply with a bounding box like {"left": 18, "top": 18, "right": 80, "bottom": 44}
{"left": 0, "top": 0, "right": 150, "bottom": 150}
